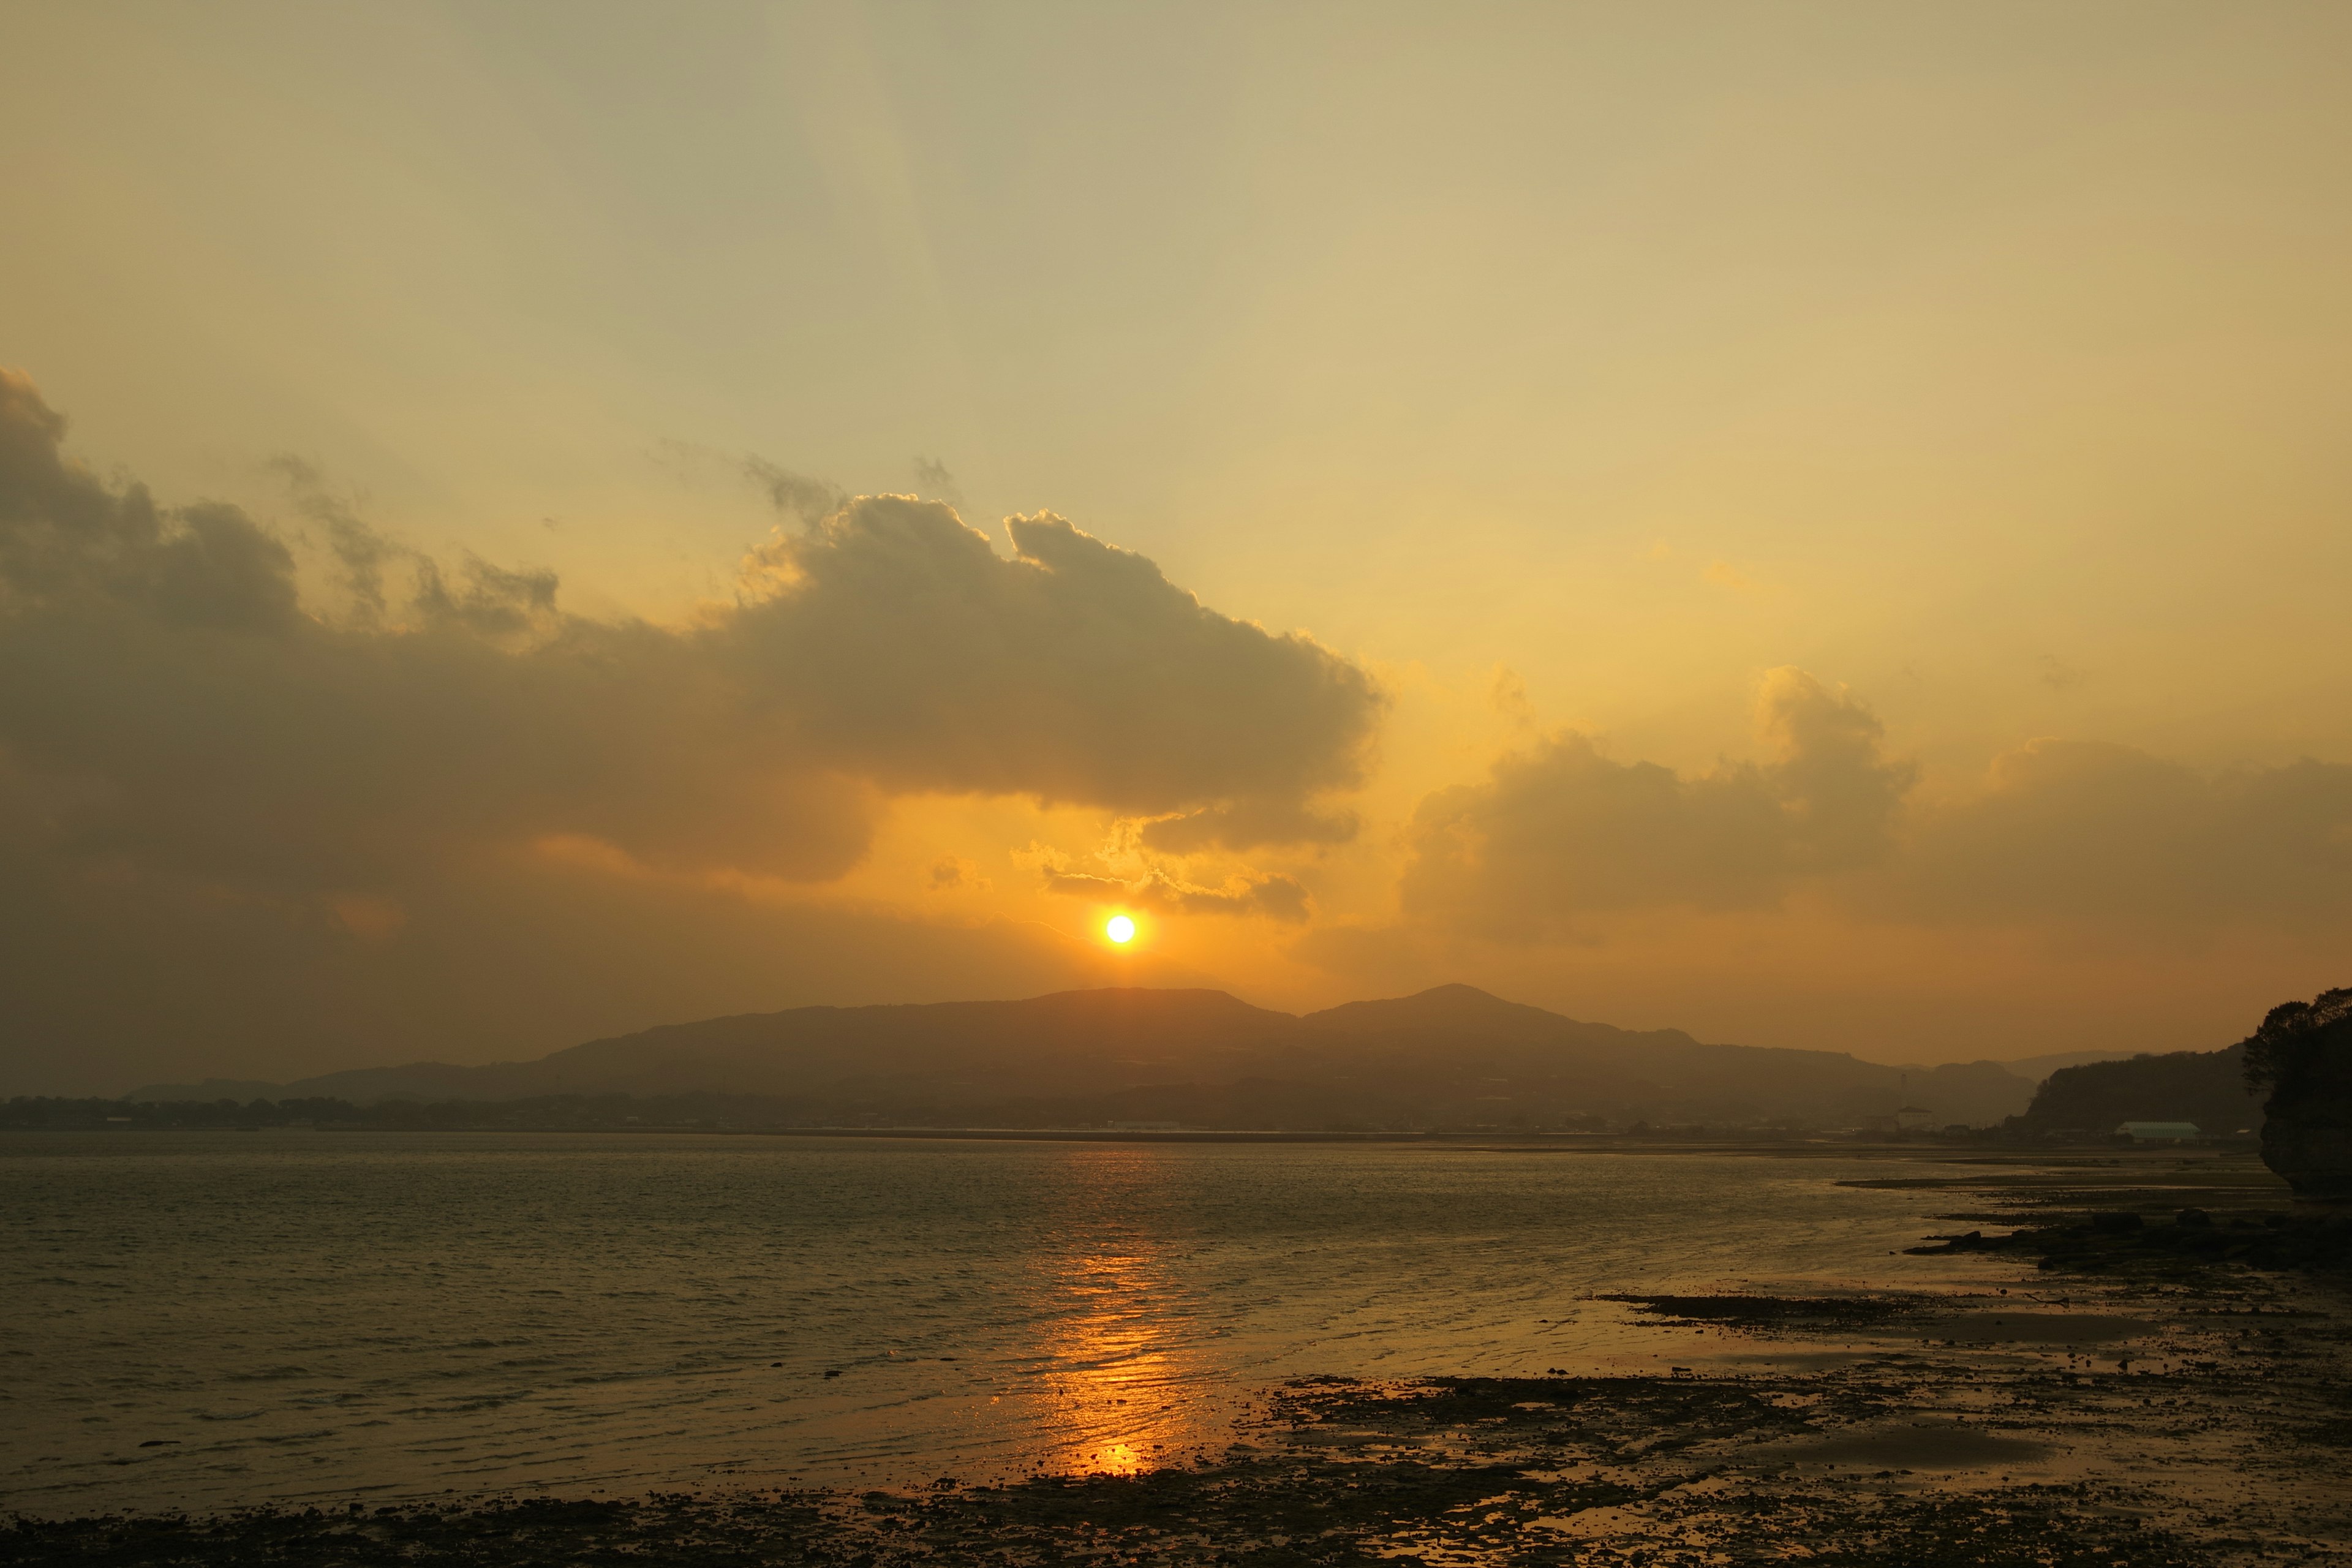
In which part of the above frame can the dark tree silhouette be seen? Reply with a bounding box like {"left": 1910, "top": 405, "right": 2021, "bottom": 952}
{"left": 2242, "top": 985, "right": 2352, "bottom": 1196}
{"left": 2243, "top": 987, "right": 2352, "bottom": 1096}
{"left": 2019, "top": 1047, "right": 2260, "bottom": 1135}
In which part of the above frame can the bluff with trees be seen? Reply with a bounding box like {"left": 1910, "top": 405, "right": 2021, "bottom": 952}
{"left": 2242, "top": 986, "right": 2352, "bottom": 1196}
{"left": 2008, "top": 984, "right": 2352, "bottom": 1192}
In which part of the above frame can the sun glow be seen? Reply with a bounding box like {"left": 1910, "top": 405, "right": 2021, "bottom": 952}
{"left": 1104, "top": 914, "right": 1136, "bottom": 945}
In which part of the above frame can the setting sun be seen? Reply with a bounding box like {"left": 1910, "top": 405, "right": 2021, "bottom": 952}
{"left": 1104, "top": 915, "right": 1136, "bottom": 945}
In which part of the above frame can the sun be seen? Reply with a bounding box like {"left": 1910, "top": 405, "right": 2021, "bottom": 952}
{"left": 1104, "top": 914, "right": 1137, "bottom": 945}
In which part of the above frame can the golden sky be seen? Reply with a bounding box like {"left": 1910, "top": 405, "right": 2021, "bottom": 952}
{"left": 4, "top": 2, "right": 2350, "bottom": 1092}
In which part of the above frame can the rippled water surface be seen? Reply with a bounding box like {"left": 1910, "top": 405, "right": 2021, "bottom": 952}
{"left": 1, "top": 1133, "right": 1988, "bottom": 1513}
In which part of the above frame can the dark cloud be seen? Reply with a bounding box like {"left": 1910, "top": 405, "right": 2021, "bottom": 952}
{"left": 266, "top": 454, "right": 396, "bottom": 617}
{"left": 910, "top": 455, "right": 961, "bottom": 507}
{"left": 742, "top": 455, "right": 845, "bottom": 524}
{"left": 1401, "top": 669, "right": 1912, "bottom": 935}
{"left": 0, "top": 370, "right": 1378, "bottom": 1088}
{"left": 729, "top": 501, "right": 1381, "bottom": 820}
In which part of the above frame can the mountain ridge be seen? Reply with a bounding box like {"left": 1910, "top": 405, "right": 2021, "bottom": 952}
{"left": 127, "top": 984, "right": 2041, "bottom": 1131}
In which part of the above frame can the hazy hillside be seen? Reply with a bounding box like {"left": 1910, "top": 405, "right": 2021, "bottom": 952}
{"left": 1999, "top": 1049, "right": 2145, "bottom": 1082}
{"left": 1295, "top": 985, "right": 2033, "bottom": 1128}
{"left": 130, "top": 985, "right": 2038, "bottom": 1131}
{"left": 1869, "top": 1049, "right": 2141, "bottom": 1083}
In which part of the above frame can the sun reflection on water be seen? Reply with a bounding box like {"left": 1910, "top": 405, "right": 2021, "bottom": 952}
{"left": 1028, "top": 1151, "right": 1225, "bottom": 1477}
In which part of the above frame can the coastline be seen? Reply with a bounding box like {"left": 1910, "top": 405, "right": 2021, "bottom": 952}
{"left": 10, "top": 1146, "right": 2346, "bottom": 1566}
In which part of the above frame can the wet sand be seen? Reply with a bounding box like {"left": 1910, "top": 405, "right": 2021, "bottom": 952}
{"left": 10, "top": 1145, "right": 2350, "bottom": 1565}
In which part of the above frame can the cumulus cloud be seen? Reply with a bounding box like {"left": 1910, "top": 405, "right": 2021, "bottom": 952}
{"left": 0, "top": 370, "right": 1379, "bottom": 1087}
{"left": 1400, "top": 669, "right": 1914, "bottom": 935}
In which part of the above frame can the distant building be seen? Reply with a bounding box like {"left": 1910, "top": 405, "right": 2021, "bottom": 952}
{"left": 1893, "top": 1106, "right": 1935, "bottom": 1131}
{"left": 2117, "top": 1120, "right": 2203, "bottom": 1142}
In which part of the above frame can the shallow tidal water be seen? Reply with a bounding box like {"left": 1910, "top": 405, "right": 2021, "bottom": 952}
{"left": 0, "top": 1133, "right": 1995, "bottom": 1515}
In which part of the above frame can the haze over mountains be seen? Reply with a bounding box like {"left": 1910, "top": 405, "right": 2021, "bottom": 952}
{"left": 132, "top": 985, "right": 2046, "bottom": 1131}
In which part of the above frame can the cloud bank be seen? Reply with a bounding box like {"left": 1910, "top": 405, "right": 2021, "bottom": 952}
{"left": 1387, "top": 668, "right": 2352, "bottom": 946}
{"left": 0, "top": 370, "right": 1379, "bottom": 892}
{"left": 0, "top": 370, "right": 1379, "bottom": 1089}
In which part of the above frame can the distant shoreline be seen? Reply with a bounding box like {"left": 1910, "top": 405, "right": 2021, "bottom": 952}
{"left": 0, "top": 1122, "right": 2150, "bottom": 1150}
{"left": 0, "top": 1123, "right": 2269, "bottom": 1171}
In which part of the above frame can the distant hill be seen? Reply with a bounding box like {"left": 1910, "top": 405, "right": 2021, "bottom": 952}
{"left": 129, "top": 985, "right": 2040, "bottom": 1131}
{"left": 2015, "top": 1045, "right": 2263, "bottom": 1136}
{"left": 1997, "top": 1049, "right": 2144, "bottom": 1082}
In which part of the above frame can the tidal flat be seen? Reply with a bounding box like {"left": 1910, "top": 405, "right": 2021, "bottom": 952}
{"left": 8, "top": 1145, "right": 2349, "bottom": 1565}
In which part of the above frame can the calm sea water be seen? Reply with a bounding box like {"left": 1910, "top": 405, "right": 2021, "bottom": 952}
{"left": 1, "top": 1133, "right": 1998, "bottom": 1515}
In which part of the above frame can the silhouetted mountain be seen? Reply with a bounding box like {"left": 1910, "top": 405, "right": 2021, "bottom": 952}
{"left": 1305, "top": 982, "right": 1587, "bottom": 1042}
{"left": 1300, "top": 986, "right": 2037, "bottom": 1127}
{"left": 2015, "top": 1045, "right": 2263, "bottom": 1136}
{"left": 129, "top": 985, "right": 2038, "bottom": 1131}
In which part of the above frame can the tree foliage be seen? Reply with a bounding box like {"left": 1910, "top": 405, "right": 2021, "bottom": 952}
{"left": 2241, "top": 986, "right": 2352, "bottom": 1101}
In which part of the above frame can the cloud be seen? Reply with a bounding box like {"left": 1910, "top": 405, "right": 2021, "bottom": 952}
{"left": 0, "top": 371, "right": 1376, "bottom": 881}
{"left": 0, "top": 369, "right": 1379, "bottom": 1087}
{"left": 1399, "top": 669, "right": 1914, "bottom": 935}
{"left": 744, "top": 456, "right": 846, "bottom": 524}
{"left": 2035, "top": 653, "right": 2084, "bottom": 691}
{"left": 1893, "top": 739, "right": 2352, "bottom": 927}
{"left": 927, "top": 854, "right": 990, "bottom": 892}
{"left": 1139, "top": 799, "right": 1359, "bottom": 853}
{"left": 266, "top": 454, "right": 398, "bottom": 616}
{"left": 725, "top": 501, "right": 1382, "bottom": 822}
{"left": 910, "top": 455, "right": 961, "bottom": 507}
{"left": 1389, "top": 663, "right": 2352, "bottom": 946}
{"left": 1042, "top": 866, "right": 1312, "bottom": 922}
{"left": 647, "top": 439, "right": 844, "bottom": 524}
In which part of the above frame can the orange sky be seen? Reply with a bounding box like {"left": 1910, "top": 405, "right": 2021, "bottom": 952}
{"left": 4, "top": 2, "right": 2350, "bottom": 1093}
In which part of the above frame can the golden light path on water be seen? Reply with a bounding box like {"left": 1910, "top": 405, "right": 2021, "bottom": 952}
{"left": 1028, "top": 1149, "right": 1220, "bottom": 1476}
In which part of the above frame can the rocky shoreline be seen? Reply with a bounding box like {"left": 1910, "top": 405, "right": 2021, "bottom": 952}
{"left": 10, "top": 1148, "right": 2348, "bottom": 1566}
